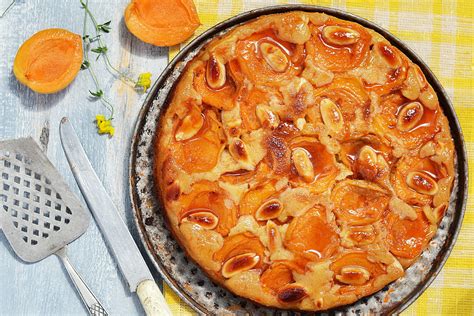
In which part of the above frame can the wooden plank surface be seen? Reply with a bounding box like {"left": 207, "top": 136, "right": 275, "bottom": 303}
{"left": 0, "top": 1, "right": 168, "bottom": 315}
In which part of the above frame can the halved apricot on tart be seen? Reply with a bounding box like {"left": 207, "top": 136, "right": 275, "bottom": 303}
{"left": 284, "top": 206, "right": 339, "bottom": 262}
{"left": 124, "top": 0, "right": 200, "bottom": 47}
{"left": 332, "top": 180, "right": 390, "bottom": 225}
{"left": 13, "top": 28, "right": 83, "bottom": 94}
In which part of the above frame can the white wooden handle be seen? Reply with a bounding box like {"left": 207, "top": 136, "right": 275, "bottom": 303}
{"left": 137, "top": 280, "right": 173, "bottom": 316}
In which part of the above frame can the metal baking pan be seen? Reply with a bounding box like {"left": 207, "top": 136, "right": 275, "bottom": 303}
{"left": 129, "top": 5, "right": 468, "bottom": 315}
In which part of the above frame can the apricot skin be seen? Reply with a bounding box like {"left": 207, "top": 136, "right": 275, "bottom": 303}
{"left": 13, "top": 28, "right": 83, "bottom": 94}
{"left": 124, "top": 0, "right": 200, "bottom": 47}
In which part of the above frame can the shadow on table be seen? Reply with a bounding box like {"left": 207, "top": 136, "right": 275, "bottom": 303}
{"left": 118, "top": 17, "right": 168, "bottom": 58}
{"left": 0, "top": 234, "right": 24, "bottom": 264}
{"left": 8, "top": 71, "right": 68, "bottom": 111}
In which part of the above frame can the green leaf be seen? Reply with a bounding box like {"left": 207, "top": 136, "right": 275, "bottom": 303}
{"left": 97, "top": 21, "right": 111, "bottom": 33}
{"left": 89, "top": 90, "right": 104, "bottom": 98}
{"left": 81, "top": 60, "right": 90, "bottom": 70}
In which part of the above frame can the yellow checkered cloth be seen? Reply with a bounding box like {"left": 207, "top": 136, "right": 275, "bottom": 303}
{"left": 165, "top": 1, "right": 474, "bottom": 314}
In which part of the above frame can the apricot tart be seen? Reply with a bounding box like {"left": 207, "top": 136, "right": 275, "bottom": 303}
{"left": 154, "top": 11, "right": 455, "bottom": 311}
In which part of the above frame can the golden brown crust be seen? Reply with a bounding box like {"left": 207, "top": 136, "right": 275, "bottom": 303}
{"left": 154, "top": 11, "right": 455, "bottom": 311}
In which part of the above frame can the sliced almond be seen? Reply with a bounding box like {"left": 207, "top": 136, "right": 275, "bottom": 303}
{"left": 260, "top": 42, "right": 289, "bottom": 73}
{"left": 322, "top": 25, "right": 360, "bottom": 46}
{"left": 419, "top": 87, "right": 438, "bottom": 110}
{"left": 175, "top": 109, "right": 204, "bottom": 141}
{"left": 355, "top": 145, "right": 378, "bottom": 180}
{"left": 206, "top": 54, "right": 226, "bottom": 89}
{"left": 277, "top": 284, "right": 308, "bottom": 303}
{"left": 291, "top": 147, "right": 314, "bottom": 183}
{"left": 181, "top": 211, "right": 219, "bottom": 230}
{"left": 335, "top": 265, "right": 371, "bottom": 285}
{"left": 229, "top": 138, "right": 253, "bottom": 168}
{"left": 401, "top": 66, "right": 421, "bottom": 100}
{"left": 255, "top": 104, "right": 280, "bottom": 129}
{"left": 406, "top": 171, "right": 439, "bottom": 195}
{"left": 396, "top": 101, "right": 424, "bottom": 132}
{"left": 389, "top": 196, "right": 417, "bottom": 221}
{"left": 434, "top": 203, "right": 447, "bottom": 223}
{"left": 266, "top": 220, "right": 282, "bottom": 252}
{"left": 320, "top": 98, "right": 344, "bottom": 133}
{"left": 419, "top": 141, "right": 436, "bottom": 158}
{"left": 256, "top": 199, "right": 283, "bottom": 221}
{"left": 221, "top": 252, "right": 260, "bottom": 278}
{"left": 422, "top": 205, "right": 437, "bottom": 225}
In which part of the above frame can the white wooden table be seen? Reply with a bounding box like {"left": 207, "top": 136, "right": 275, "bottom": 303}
{"left": 0, "top": 1, "right": 169, "bottom": 314}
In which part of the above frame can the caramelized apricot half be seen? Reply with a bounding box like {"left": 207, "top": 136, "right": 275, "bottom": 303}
{"left": 391, "top": 156, "right": 443, "bottom": 206}
{"left": 214, "top": 233, "right": 265, "bottom": 268}
{"left": 332, "top": 180, "right": 390, "bottom": 225}
{"left": 284, "top": 206, "right": 339, "bottom": 261}
{"left": 313, "top": 77, "right": 370, "bottom": 139}
{"left": 13, "top": 28, "right": 83, "bottom": 94}
{"left": 384, "top": 209, "right": 432, "bottom": 259}
{"left": 179, "top": 181, "right": 237, "bottom": 236}
{"left": 330, "top": 252, "right": 385, "bottom": 286}
{"left": 374, "top": 93, "right": 438, "bottom": 150}
{"left": 124, "top": 0, "right": 200, "bottom": 46}
{"left": 306, "top": 19, "right": 371, "bottom": 72}
{"left": 261, "top": 264, "right": 294, "bottom": 293}
{"left": 235, "top": 30, "right": 305, "bottom": 86}
{"left": 289, "top": 137, "right": 338, "bottom": 191}
{"left": 173, "top": 110, "right": 223, "bottom": 173}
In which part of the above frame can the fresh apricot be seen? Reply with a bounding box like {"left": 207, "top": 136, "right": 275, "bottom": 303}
{"left": 124, "top": 0, "right": 200, "bottom": 47}
{"left": 13, "top": 28, "right": 83, "bottom": 94}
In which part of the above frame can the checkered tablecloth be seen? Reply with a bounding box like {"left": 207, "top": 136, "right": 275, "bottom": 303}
{"left": 165, "top": 1, "right": 473, "bottom": 314}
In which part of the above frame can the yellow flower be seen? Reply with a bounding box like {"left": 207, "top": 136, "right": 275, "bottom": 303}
{"left": 136, "top": 72, "right": 152, "bottom": 92}
{"left": 95, "top": 115, "right": 115, "bottom": 137}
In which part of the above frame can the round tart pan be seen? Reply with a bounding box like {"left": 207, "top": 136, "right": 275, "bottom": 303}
{"left": 129, "top": 5, "right": 468, "bottom": 315}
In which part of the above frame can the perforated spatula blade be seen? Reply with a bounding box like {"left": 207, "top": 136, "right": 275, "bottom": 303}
{"left": 0, "top": 137, "right": 107, "bottom": 316}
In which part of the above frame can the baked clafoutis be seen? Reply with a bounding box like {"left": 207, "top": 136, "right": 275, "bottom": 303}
{"left": 154, "top": 11, "right": 455, "bottom": 311}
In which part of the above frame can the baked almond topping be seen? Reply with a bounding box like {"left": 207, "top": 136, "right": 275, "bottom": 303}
{"left": 320, "top": 98, "right": 344, "bottom": 133}
{"left": 206, "top": 54, "right": 227, "bottom": 89}
{"left": 291, "top": 147, "right": 315, "bottom": 183}
{"left": 181, "top": 211, "right": 219, "bottom": 230}
{"left": 175, "top": 109, "right": 204, "bottom": 141}
{"left": 277, "top": 284, "right": 308, "bottom": 303}
{"left": 401, "top": 66, "right": 421, "bottom": 100}
{"left": 406, "top": 171, "right": 439, "bottom": 195}
{"left": 221, "top": 252, "right": 260, "bottom": 278}
{"left": 434, "top": 203, "right": 448, "bottom": 223}
{"left": 335, "top": 265, "right": 371, "bottom": 285}
{"left": 322, "top": 26, "right": 360, "bottom": 46}
{"left": 396, "top": 101, "right": 424, "bottom": 132}
{"left": 419, "top": 87, "right": 438, "bottom": 110}
{"left": 255, "top": 198, "right": 283, "bottom": 221}
{"left": 259, "top": 42, "right": 289, "bottom": 73}
{"left": 255, "top": 104, "right": 280, "bottom": 129}
{"left": 229, "top": 138, "right": 252, "bottom": 165}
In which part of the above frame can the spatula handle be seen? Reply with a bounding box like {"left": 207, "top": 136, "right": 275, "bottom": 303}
{"left": 56, "top": 247, "right": 108, "bottom": 316}
{"left": 137, "top": 279, "right": 172, "bottom": 316}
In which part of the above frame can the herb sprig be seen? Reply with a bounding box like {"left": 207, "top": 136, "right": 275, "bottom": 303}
{"left": 80, "top": 0, "right": 152, "bottom": 137}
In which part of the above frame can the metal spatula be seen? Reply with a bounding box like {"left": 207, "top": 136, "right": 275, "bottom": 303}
{"left": 0, "top": 137, "right": 107, "bottom": 316}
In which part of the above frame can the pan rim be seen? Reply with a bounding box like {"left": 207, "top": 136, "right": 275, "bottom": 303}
{"left": 128, "top": 4, "right": 468, "bottom": 315}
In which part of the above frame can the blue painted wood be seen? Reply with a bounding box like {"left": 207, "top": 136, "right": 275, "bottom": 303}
{"left": 0, "top": 1, "right": 168, "bottom": 315}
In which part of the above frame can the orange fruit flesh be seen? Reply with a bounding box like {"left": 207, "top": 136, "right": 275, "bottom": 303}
{"left": 236, "top": 30, "right": 304, "bottom": 86}
{"left": 13, "top": 28, "right": 83, "bottom": 94}
{"left": 261, "top": 264, "right": 294, "bottom": 293}
{"left": 173, "top": 111, "right": 223, "bottom": 173}
{"left": 214, "top": 233, "right": 265, "bottom": 266}
{"left": 284, "top": 206, "right": 339, "bottom": 262}
{"left": 333, "top": 182, "right": 389, "bottom": 225}
{"left": 306, "top": 19, "right": 371, "bottom": 72}
{"left": 385, "top": 210, "right": 431, "bottom": 259}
